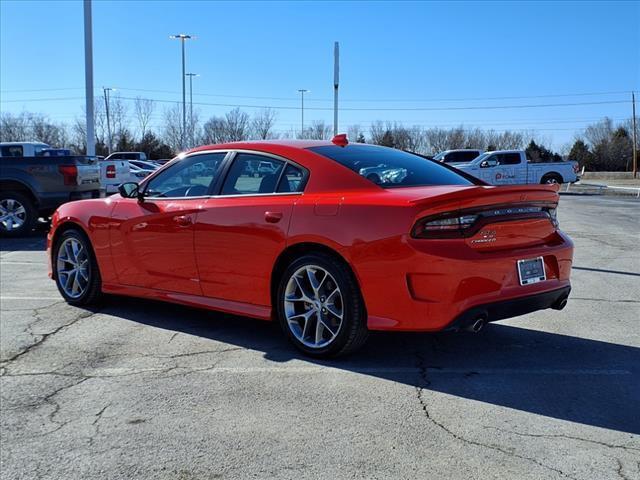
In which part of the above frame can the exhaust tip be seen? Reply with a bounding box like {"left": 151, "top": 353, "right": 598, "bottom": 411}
{"left": 464, "top": 315, "right": 487, "bottom": 333}
{"left": 553, "top": 297, "right": 568, "bottom": 310}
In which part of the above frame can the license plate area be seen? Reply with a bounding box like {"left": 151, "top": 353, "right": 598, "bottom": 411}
{"left": 517, "top": 257, "right": 546, "bottom": 285}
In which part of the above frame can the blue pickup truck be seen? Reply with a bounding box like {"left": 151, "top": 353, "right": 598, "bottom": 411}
{"left": 0, "top": 142, "right": 101, "bottom": 236}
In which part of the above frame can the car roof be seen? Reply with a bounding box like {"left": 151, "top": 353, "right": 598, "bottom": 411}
{"left": 188, "top": 139, "right": 336, "bottom": 154}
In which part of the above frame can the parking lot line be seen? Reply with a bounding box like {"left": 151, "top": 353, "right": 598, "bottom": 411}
{"left": 1, "top": 296, "right": 61, "bottom": 300}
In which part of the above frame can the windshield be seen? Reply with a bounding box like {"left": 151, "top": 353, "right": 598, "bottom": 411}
{"left": 307, "top": 144, "right": 475, "bottom": 188}
{"left": 432, "top": 152, "right": 445, "bottom": 161}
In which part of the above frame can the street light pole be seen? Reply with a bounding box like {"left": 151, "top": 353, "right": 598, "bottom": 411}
{"left": 83, "top": 0, "right": 95, "bottom": 156}
{"left": 185, "top": 73, "right": 198, "bottom": 148}
{"left": 102, "top": 87, "right": 114, "bottom": 154}
{"left": 170, "top": 34, "right": 193, "bottom": 150}
{"left": 297, "top": 89, "right": 308, "bottom": 138}
{"left": 632, "top": 92, "right": 637, "bottom": 179}
{"left": 333, "top": 41, "right": 339, "bottom": 136}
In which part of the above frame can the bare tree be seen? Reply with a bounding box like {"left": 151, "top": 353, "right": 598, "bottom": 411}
{"left": 161, "top": 103, "right": 183, "bottom": 152}
{"left": 134, "top": 96, "right": 155, "bottom": 140}
{"left": 584, "top": 117, "right": 615, "bottom": 148}
{"left": 302, "top": 120, "right": 332, "bottom": 140}
{"left": 0, "top": 112, "right": 31, "bottom": 141}
{"left": 201, "top": 116, "right": 226, "bottom": 144}
{"left": 29, "top": 114, "right": 68, "bottom": 146}
{"left": 251, "top": 108, "right": 277, "bottom": 140}
{"left": 368, "top": 121, "right": 387, "bottom": 145}
{"left": 347, "top": 124, "right": 366, "bottom": 143}
{"left": 224, "top": 108, "right": 250, "bottom": 141}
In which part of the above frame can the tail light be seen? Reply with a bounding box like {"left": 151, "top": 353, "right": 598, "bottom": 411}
{"left": 573, "top": 163, "right": 580, "bottom": 173}
{"left": 412, "top": 204, "right": 558, "bottom": 239}
{"left": 106, "top": 164, "right": 116, "bottom": 179}
{"left": 58, "top": 165, "right": 78, "bottom": 185}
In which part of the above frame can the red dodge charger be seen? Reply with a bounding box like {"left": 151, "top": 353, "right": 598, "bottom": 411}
{"left": 47, "top": 137, "right": 573, "bottom": 357}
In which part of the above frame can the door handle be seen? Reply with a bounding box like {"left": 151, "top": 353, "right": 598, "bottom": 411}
{"left": 265, "top": 211, "right": 283, "bottom": 223}
{"left": 174, "top": 215, "right": 193, "bottom": 227}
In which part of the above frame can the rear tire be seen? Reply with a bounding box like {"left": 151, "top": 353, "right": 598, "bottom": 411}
{"left": 53, "top": 229, "right": 103, "bottom": 306}
{"left": 541, "top": 173, "right": 562, "bottom": 185}
{"left": 0, "top": 191, "right": 36, "bottom": 237}
{"left": 276, "top": 253, "right": 368, "bottom": 358}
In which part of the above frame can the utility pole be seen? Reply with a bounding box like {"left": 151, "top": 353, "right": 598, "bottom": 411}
{"left": 186, "top": 73, "right": 198, "bottom": 148}
{"left": 333, "top": 41, "right": 339, "bottom": 136}
{"left": 298, "top": 89, "right": 308, "bottom": 138}
{"left": 83, "top": 0, "right": 95, "bottom": 156}
{"left": 102, "top": 87, "right": 114, "bottom": 154}
{"left": 170, "top": 34, "right": 193, "bottom": 150}
{"left": 633, "top": 92, "right": 637, "bottom": 179}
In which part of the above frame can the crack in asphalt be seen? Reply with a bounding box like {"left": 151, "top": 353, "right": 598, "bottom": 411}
{"left": 413, "top": 350, "right": 580, "bottom": 480}
{"left": 484, "top": 426, "right": 640, "bottom": 452}
{"left": 87, "top": 403, "right": 111, "bottom": 447}
{"left": 0, "top": 303, "right": 96, "bottom": 367}
{"left": 572, "top": 297, "right": 640, "bottom": 304}
{"left": 616, "top": 458, "right": 631, "bottom": 480}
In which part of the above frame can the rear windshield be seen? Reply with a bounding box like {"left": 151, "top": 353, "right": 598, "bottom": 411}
{"left": 307, "top": 144, "right": 474, "bottom": 187}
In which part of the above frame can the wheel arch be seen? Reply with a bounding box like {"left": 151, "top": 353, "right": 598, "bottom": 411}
{"left": 50, "top": 220, "right": 94, "bottom": 280}
{"left": 270, "top": 241, "right": 366, "bottom": 315}
{"left": 0, "top": 180, "right": 39, "bottom": 208}
{"left": 541, "top": 171, "right": 563, "bottom": 183}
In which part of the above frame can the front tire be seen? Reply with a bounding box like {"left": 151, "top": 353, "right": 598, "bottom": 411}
{"left": 53, "top": 229, "right": 102, "bottom": 306}
{"left": 277, "top": 253, "right": 368, "bottom": 358}
{"left": 0, "top": 191, "right": 36, "bottom": 237}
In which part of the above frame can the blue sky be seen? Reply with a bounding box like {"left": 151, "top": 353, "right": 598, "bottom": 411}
{"left": 1, "top": 0, "right": 638, "bottom": 149}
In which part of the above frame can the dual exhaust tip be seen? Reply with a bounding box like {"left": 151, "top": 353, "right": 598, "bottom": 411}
{"left": 463, "top": 315, "right": 487, "bottom": 333}
{"left": 462, "top": 295, "right": 569, "bottom": 333}
{"left": 553, "top": 296, "right": 568, "bottom": 311}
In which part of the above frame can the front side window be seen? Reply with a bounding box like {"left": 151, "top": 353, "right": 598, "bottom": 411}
{"left": 1, "top": 145, "right": 23, "bottom": 157}
{"left": 221, "top": 154, "right": 285, "bottom": 195}
{"left": 498, "top": 153, "right": 521, "bottom": 165}
{"left": 308, "top": 144, "right": 474, "bottom": 187}
{"left": 144, "top": 152, "right": 226, "bottom": 198}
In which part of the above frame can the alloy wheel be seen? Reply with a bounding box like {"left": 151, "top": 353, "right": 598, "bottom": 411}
{"left": 0, "top": 198, "right": 26, "bottom": 232}
{"left": 283, "top": 265, "right": 344, "bottom": 349}
{"left": 56, "top": 237, "right": 90, "bottom": 299}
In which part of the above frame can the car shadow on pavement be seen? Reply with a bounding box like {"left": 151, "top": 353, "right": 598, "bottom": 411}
{"left": 0, "top": 224, "right": 48, "bottom": 252}
{"left": 101, "top": 296, "right": 640, "bottom": 435}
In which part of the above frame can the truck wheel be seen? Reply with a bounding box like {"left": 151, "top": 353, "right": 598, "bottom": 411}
{"left": 541, "top": 173, "right": 562, "bottom": 185}
{"left": 0, "top": 191, "right": 36, "bottom": 237}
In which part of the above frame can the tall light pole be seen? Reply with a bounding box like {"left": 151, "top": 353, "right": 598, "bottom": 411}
{"left": 297, "top": 89, "right": 308, "bottom": 138}
{"left": 170, "top": 34, "right": 193, "bottom": 150}
{"left": 185, "top": 73, "right": 199, "bottom": 148}
{"left": 333, "top": 41, "right": 339, "bottom": 136}
{"left": 102, "top": 87, "right": 115, "bottom": 154}
{"left": 632, "top": 92, "right": 637, "bottom": 179}
{"left": 83, "top": 0, "right": 95, "bottom": 156}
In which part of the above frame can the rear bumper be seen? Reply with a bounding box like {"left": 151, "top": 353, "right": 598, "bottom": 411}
{"left": 361, "top": 230, "right": 574, "bottom": 332}
{"left": 445, "top": 285, "right": 571, "bottom": 331}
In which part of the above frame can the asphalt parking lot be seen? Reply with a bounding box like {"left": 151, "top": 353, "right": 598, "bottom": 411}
{"left": 1, "top": 195, "right": 639, "bottom": 480}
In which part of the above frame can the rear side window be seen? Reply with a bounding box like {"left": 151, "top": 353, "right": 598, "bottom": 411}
{"left": 221, "top": 154, "right": 285, "bottom": 195}
{"left": 277, "top": 164, "right": 306, "bottom": 192}
{"left": 1, "top": 145, "right": 23, "bottom": 157}
{"left": 307, "top": 144, "right": 474, "bottom": 187}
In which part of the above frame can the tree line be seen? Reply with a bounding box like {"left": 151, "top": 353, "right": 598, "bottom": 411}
{"left": 0, "top": 96, "right": 636, "bottom": 171}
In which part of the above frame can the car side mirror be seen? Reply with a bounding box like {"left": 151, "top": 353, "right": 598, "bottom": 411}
{"left": 118, "top": 182, "right": 142, "bottom": 200}
{"left": 480, "top": 159, "right": 498, "bottom": 168}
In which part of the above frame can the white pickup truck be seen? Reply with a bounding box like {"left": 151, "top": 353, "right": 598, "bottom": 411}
{"left": 453, "top": 150, "right": 579, "bottom": 185}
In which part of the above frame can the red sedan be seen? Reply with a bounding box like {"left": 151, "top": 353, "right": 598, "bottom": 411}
{"left": 47, "top": 137, "right": 573, "bottom": 357}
